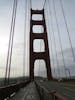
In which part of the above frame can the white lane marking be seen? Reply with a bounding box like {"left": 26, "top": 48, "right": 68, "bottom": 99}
{"left": 63, "top": 86, "right": 75, "bottom": 92}
{"left": 22, "top": 83, "right": 32, "bottom": 100}
{"left": 10, "top": 92, "right": 16, "bottom": 97}
{"left": 58, "top": 83, "right": 75, "bottom": 93}
{"left": 63, "top": 93, "right": 75, "bottom": 99}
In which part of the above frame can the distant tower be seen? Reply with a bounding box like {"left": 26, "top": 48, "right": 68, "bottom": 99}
{"left": 29, "top": 9, "right": 52, "bottom": 80}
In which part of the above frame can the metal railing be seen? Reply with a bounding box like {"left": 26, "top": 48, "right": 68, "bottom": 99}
{"left": 35, "top": 81, "right": 67, "bottom": 100}
{"left": 0, "top": 80, "right": 30, "bottom": 100}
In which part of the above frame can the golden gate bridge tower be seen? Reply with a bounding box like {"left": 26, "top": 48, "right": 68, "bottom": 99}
{"left": 0, "top": 0, "right": 75, "bottom": 99}
{"left": 29, "top": 9, "right": 52, "bottom": 80}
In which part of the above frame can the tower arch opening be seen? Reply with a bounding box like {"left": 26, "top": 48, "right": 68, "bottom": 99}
{"left": 33, "top": 39, "right": 45, "bottom": 52}
{"left": 34, "top": 59, "right": 47, "bottom": 78}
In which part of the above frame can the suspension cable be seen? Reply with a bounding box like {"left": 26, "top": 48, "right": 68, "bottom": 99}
{"left": 23, "top": 0, "right": 27, "bottom": 79}
{"left": 26, "top": 0, "right": 31, "bottom": 78}
{"left": 60, "top": 0, "right": 75, "bottom": 63}
{"left": 47, "top": 0, "right": 61, "bottom": 78}
{"left": 45, "top": 7, "right": 56, "bottom": 78}
{"left": 53, "top": 0, "right": 67, "bottom": 78}
{"left": 7, "top": 0, "right": 17, "bottom": 84}
{"left": 30, "top": 0, "right": 32, "bottom": 9}
{"left": 4, "top": 0, "right": 17, "bottom": 85}
{"left": 43, "top": 0, "right": 46, "bottom": 9}
{"left": 44, "top": 4, "right": 55, "bottom": 78}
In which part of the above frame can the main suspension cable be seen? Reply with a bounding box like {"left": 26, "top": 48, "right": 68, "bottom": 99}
{"left": 43, "top": 0, "right": 46, "bottom": 9}
{"left": 53, "top": 0, "right": 67, "bottom": 78}
{"left": 4, "top": 0, "right": 17, "bottom": 85}
{"left": 7, "top": 0, "right": 18, "bottom": 84}
{"left": 23, "top": 0, "right": 28, "bottom": 80}
{"left": 60, "top": 0, "right": 75, "bottom": 63}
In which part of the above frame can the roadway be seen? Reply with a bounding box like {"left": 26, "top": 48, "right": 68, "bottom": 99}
{"left": 7, "top": 79, "right": 75, "bottom": 100}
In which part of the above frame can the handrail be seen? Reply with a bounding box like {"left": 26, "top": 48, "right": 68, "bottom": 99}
{"left": 50, "top": 91, "right": 67, "bottom": 100}
{"left": 35, "top": 81, "right": 67, "bottom": 100}
{"left": 0, "top": 80, "right": 30, "bottom": 100}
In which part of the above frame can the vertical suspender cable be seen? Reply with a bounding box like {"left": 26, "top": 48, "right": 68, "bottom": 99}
{"left": 4, "top": 0, "right": 17, "bottom": 85}
{"left": 45, "top": 10, "right": 56, "bottom": 78}
{"left": 47, "top": 0, "right": 61, "bottom": 78}
{"left": 45, "top": 1, "right": 57, "bottom": 78}
{"left": 38, "top": 22, "right": 43, "bottom": 77}
{"left": 23, "top": 0, "right": 27, "bottom": 80}
{"left": 60, "top": 0, "right": 75, "bottom": 63}
{"left": 44, "top": 0, "right": 55, "bottom": 78}
{"left": 53, "top": 0, "right": 67, "bottom": 78}
{"left": 7, "top": 0, "right": 17, "bottom": 84}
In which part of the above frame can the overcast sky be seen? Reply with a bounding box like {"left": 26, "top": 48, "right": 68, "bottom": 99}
{"left": 0, "top": 0, "right": 75, "bottom": 78}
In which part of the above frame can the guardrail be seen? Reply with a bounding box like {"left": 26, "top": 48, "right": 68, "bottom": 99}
{"left": 0, "top": 80, "right": 30, "bottom": 100}
{"left": 35, "top": 81, "right": 67, "bottom": 100}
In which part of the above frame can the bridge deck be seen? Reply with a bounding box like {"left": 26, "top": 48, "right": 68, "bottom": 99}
{"left": 6, "top": 80, "right": 75, "bottom": 100}
{"left": 9, "top": 82, "right": 40, "bottom": 100}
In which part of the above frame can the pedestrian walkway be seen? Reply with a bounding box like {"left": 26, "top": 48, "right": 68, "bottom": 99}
{"left": 9, "top": 82, "right": 40, "bottom": 100}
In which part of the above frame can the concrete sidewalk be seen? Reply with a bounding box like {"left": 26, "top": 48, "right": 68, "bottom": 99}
{"left": 9, "top": 82, "right": 40, "bottom": 100}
